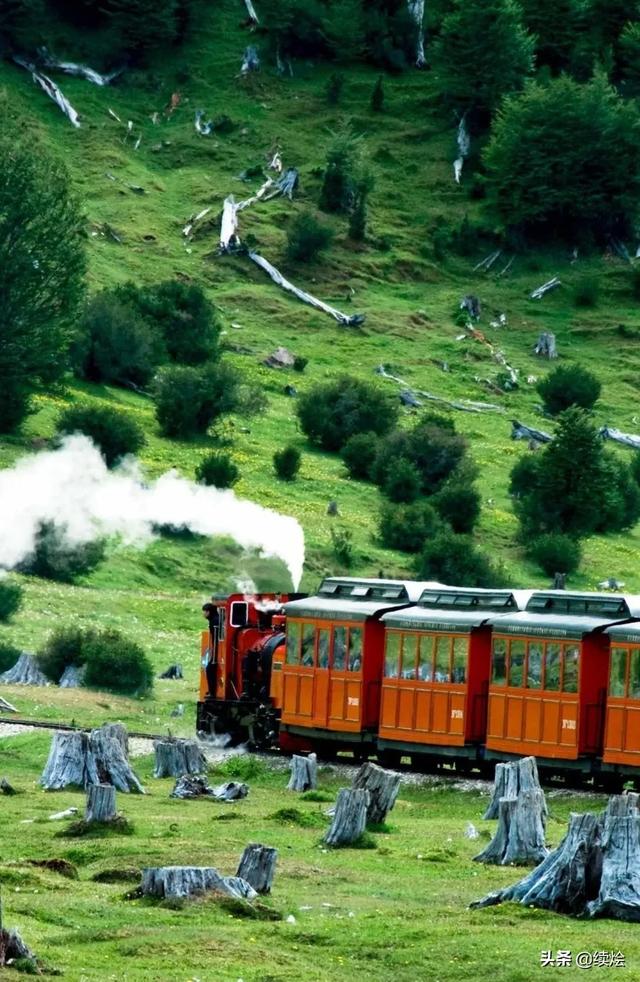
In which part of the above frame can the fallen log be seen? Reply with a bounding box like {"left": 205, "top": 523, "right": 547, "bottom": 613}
{"left": 236, "top": 844, "right": 278, "bottom": 894}
{"left": 352, "top": 762, "right": 401, "bottom": 825}
{"left": 211, "top": 781, "right": 249, "bottom": 801}
{"left": 14, "top": 56, "right": 81, "bottom": 127}
{"left": 376, "top": 365, "right": 503, "bottom": 414}
{"left": 600, "top": 426, "right": 640, "bottom": 450}
{"left": 141, "top": 866, "right": 257, "bottom": 901}
{"left": 473, "top": 250, "right": 501, "bottom": 273}
{"left": 511, "top": 420, "right": 553, "bottom": 445}
{"left": 533, "top": 331, "right": 557, "bottom": 359}
{"left": 248, "top": 252, "right": 365, "bottom": 326}
{"left": 171, "top": 775, "right": 216, "bottom": 799}
{"left": 38, "top": 49, "right": 119, "bottom": 86}
{"left": 407, "top": 0, "right": 426, "bottom": 67}
{"left": 325, "top": 788, "right": 369, "bottom": 846}
{"left": 153, "top": 738, "right": 206, "bottom": 778}
{"left": 530, "top": 277, "right": 561, "bottom": 300}
{"left": 159, "top": 664, "right": 183, "bottom": 680}
{"left": 49, "top": 806, "right": 79, "bottom": 820}
{"left": 41, "top": 724, "right": 144, "bottom": 793}
{"left": 474, "top": 790, "right": 547, "bottom": 866}
{"left": 287, "top": 753, "right": 318, "bottom": 792}
{"left": 244, "top": 0, "right": 259, "bottom": 24}
{"left": 0, "top": 697, "right": 17, "bottom": 713}
{"left": 85, "top": 783, "right": 117, "bottom": 823}
{"left": 483, "top": 757, "right": 548, "bottom": 821}
{"left": 183, "top": 206, "right": 213, "bottom": 239}
{"left": 0, "top": 653, "right": 48, "bottom": 686}
{"left": 195, "top": 109, "right": 213, "bottom": 135}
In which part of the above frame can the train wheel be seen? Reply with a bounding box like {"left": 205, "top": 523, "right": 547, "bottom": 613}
{"left": 377, "top": 749, "right": 402, "bottom": 769}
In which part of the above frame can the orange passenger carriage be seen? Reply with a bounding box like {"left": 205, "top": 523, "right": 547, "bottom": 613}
{"left": 602, "top": 622, "right": 640, "bottom": 775}
{"left": 279, "top": 577, "right": 433, "bottom": 756}
{"left": 485, "top": 592, "right": 639, "bottom": 774}
{"left": 377, "top": 587, "right": 525, "bottom": 767}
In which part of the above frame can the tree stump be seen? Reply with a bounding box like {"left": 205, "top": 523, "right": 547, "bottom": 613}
{"left": 324, "top": 788, "right": 369, "bottom": 846}
{"left": 236, "top": 844, "right": 278, "bottom": 894}
{"left": 0, "top": 778, "right": 17, "bottom": 795}
{"left": 153, "top": 738, "right": 206, "bottom": 778}
{"left": 85, "top": 783, "right": 117, "bottom": 823}
{"left": 141, "top": 866, "right": 257, "bottom": 901}
{"left": 159, "top": 664, "right": 183, "bottom": 679}
{"left": 533, "top": 331, "right": 558, "bottom": 358}
{"left": 475, "top": 790, "right": 547, "bottom": 866}
{"left": 352, "top": 761, "right": 401, "bottom": 825}
{"left": 287, "top": 753, "right": 318, "bottom": 792}
{"left": 483, "top": 757, "right": 547, "bottom": 821}
{"left": 211, "top": 781, "right": 249, "bottom": 801}
{"left": 471, "top": 812, "right": 601, "bottom": 913}
{"left": 41, "top": 724, "right": 144, "bottom": 793}
{"left": 0, "top": 653, "right": 48, "bottom": 686}
{"left": 0, "top": 928, "right": 37, "bottom": 968}
{"left": 171, "top": 775, "right": 214, "bottom": 799}
{"left": 587, "top": 796, "right": 640, "bottom": 921}
{"left": 59, "top": 664, "right": 85, "bottom": 688}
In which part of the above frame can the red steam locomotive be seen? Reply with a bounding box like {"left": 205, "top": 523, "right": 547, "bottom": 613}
{"left": 197, "top": 577, "right": 640, "bottom": 785}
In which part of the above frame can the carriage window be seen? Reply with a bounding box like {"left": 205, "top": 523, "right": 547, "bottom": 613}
{"left": 562, "top": 645, "right": 579, "bottom": 693}
{"left": 452, "top": 637, "right": 467, "bottom": 684}
{"left": 333, "top": 626, "right": 347, "bottom": 671}
{"left": 317, "top": 629, "right": 330, "bottom": 670}
{"left": 417, "top": 635, "right": 433, "bottom": 682}
{"left": 630, "top": 648, "right": 640, "bottom": 700}
{"left": 492, "top": 638, "right": 507, "bottom": 686}
{"left": 508, "top": 640, "right": 525, "bottom": 688}
{"left": 527, "top": 642, "right": 543, "bottom": 689}
{"left": 286, "top": 622, "right": 300, "bottom": 664}
{"left": 401, "top": 633, "right": 418, "bottom": 679}
{"left": 434, "top": 636, "right": 451, "bottom": 683}
{"left": 301, "top": 623, "right": 315, "bottom": 667}
{"left": 384, "top": 633, "right": 401, "bottom": 678}
{"left": 544, "top": 644, "right": 561, "bottom": 691}
{"left": 609, "top": 647, "right": 628, "bottom": 698}
{"left": 348, "top": 628, "right": 363, "bottom": 672}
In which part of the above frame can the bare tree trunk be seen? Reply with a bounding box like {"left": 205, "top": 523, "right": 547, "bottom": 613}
{"left": 600, "top": 426, "right": 640, "bottom": 450}
{"left": 407, "top": 0, "right": 426, "bottom": 66}
{"left": 236, "top": 844, "right": 278, "bottom": 894}
{"left": 85, "top": 783, "right": 117, "bottom": 823}
{"left": 153, "top": 738, "right": 206, "bottom": 778}
{"left": 141, "top": 867, "right": 257, "bottom": 901}
{"left": 287, "top": 754, "right": 318, "bottom": 792}
{"left": 483, "top": 757, "right": 547, "bottom": 821}
{"left": 530, "top": 278, "right": 561, "bottom": 300}
{"left": 325, "top": 788, "right": 369, "bottom": 846}
{"left": 475, "top": 790, "right": 547, "bottom": 866}
{"left": 352, "top": 762, "right": 401, "bottom": 825}
{"left": 511, "top": 420, "right": 553, "bottom": 445}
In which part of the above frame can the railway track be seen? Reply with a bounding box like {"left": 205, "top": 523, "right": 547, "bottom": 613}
{"left": 0, "top": 716, "right": 163, "bottom": 740}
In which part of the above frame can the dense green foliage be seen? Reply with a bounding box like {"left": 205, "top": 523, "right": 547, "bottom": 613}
{"left": 372, "top": 415, "right": 467, "bottom": 496}
{"left": 433, "top": 473, "right": 482, "bottom": 534}
{"left": 526, "top": 533, "right": 583, "bottom": 577}
{"left": 153, "top": 363, "right": 240, "bottom": 438}
{"left": 286, "top": 212, "right": 334, "bottom": 262}
{"left": 126, "top": 280, "right": 221, "bottom": 367}
{"left": 82, "top": 628, "right": 153, "bottom": 696}
{"left": 415, "top": 530, "right": 503, "bottom": 587}
{"left": 37, "top": 626, "right": 94, "bottom": 682}
{"left": 379, "top": 499, "right": 442, "bottom": 553}
{"left": 341, "top": 432, "right": 380, "bottom": 480}
{"left": 520, "top": 0, "right": 585, "bottom": 73}
{"left": 0, "top": 641, "right": 22, "bottom": 673}
{"left": 536, "top": 364, "right": 602, "bottom": 415}
{"left": 57, "top": 405, "right": 146, "bottom": 467}
{"left": 195, "top": 451, "right": 240, "bottom": 489}
{"left": 0, "top": 578, "right": 23, "bottom": 622}
{"left": 273, "top": 445, "right": 302, "bottom": 481}
{"left": 17, "top": 523, "right": 106, "bottom": 583}
{"left": 0, "top": 126, "right": 85, "bottom": 432}
{"left": 297, "top": 376, "right": 398, "bottom": 451}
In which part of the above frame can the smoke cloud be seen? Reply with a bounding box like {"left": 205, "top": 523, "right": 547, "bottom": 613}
{"left": 0, "top": 436, "right": 305, "bottom": 588}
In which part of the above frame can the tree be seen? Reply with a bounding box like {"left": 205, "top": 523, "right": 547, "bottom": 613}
{"left": 104, "top": 0, "right": 185, "bottom": 60}
{"left": 153, "top": 362, "right": 240, "bottom": 438}
{"left": 536, "top": 364, "right": 602, "bottom": 416}
{"left": 373, "top": 415, "right": 467, "bottom": 496}
{"left": 0, "top": 125, "right": 86, "bottom": 432}
{"left": 57, "top": 405, "right": 146, "bottom": 468}
{"left": 433, "top": 470, "right": 482, "bottom": 533}
{"left": 381, "top": 458, "right": 422, "bottom": 503}
{"left": 319, "top": 125, "right": 365, "bottom": 214}
{"left": 286, "top": 212, "right": 334, "bottom": 262}
{"left": 341, "top": 432, "right": 380, "bottom": 480}
{"left": 519, "top": 0, "right": 585, "bottom": 72}
{"left": 415, "top": 530, "right": 504, "bottom": 587}
{"left": 431, "top": 0, "right": 534, "bottom": 124}
{"left": 0, "top": 578, "right": 23, "bottom": 622}
{"left": 297, "top": 376, "right": 398, "bottom": 451}
{"left": 379, "top": 499, "right": 442, "bottom": 552}
{"left": 527, "top": 533, "right": 582, "bottom": 577}
{"left": 484, "top": 74, "right": 640, "bottom": 240}
{"left": 0, "top": 0, "right": 46, "bottom": 51}
{"left": 132, "top": 280, "right": 221, "bottom": 366}
{"left": 195, "top": 452, "right": 240, "bottom": 489}
{"left": 273, "top": 445, "right": 302, "bottom": 481}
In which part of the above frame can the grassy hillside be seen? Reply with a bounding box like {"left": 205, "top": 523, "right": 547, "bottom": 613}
{"left": 2, "top": 0, "right": 640, "bottom": 715}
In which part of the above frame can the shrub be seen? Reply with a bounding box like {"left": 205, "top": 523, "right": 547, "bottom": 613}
{"left": 325, "top": 72, "right": 344, "bottom": 105}
{"left": 293, "top": 356, "right": 308, "bottom": 373}
{"left": 133, "top": 280, "right": 221, "bottom": 366}
{"left": 0, "top": 578, "right": 23, "bottom": 622}
{"left": 297, "top": 376, "right": 398, "bottom": 451}
{"left": 371, "top": 75, "right": 384, "bottom": 112}
{"left": 286, "top": 212, "right": 333, "bottom": 262}
{"left": 83, "top": 629, "right": 153, "bottom": 696}
{"left": 0, "top": 642, "right": 21, "bottom": 674}
{"left": 415, "top": 530, "right": 504, "bottom": 587}
{"left": 527, "top": 533, "right": 582, "bottom": 577}
{"left": 373, "top": 415, "right": 467, "bottom": 496}
{"left": 381, "top": 458, "right": 422, "bottom": 503}
{"left": 273, "top": 445, "right": 301, "bottom": 481}
{"left": 37, "top": 626, "right": 94, "bottom": 682}
{"left": 330, "top": 525, "right": 354, "bottom": 567}
{"left": 57, "top": 405, "right": 146, "bottom": 468}
{"left": 319, "top": 124, "right": 364, "bottom": 214}
{"left": 433, "top": 475, "right": 482, "bottom": 533}
{"left": 348, "top": 184, "right": 369, "bottom": 242}
{"left": 536, "top": 365, "right": 601, "bottom": 415}
{"left": 195, "top": 451, "right": 240, "bottom": 489}
{"left": 153, "top": 362, "right": 240, "bottom": 438}
{"left": 573, "top": 276, "right": 600, "bottom": 308}
{"left": 18, "top": 522, "right": 105, "bottom": 583}
{"left": 341, "top": 432, "right": 380, "bottom": 480}
{"left": 379, "top": 500, "right": 442, "bottom": 553}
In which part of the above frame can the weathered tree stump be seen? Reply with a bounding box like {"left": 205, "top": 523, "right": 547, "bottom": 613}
{"left": 41, "top": 724, "right": 144, "bottom": 793}
{"left": 352, "top": 761, "right": 401, "bottom": 825}
{"left": 471, "top": 812, "right": 601, "bottom": 913}
{"left": 287, "top": 753, "right": 317, "bottom": 792}
{"left": 587, "top": 796, "right": 640, "bottom": 921}
{"left": 533, "top": 331, "right": 558, "bottom": 357}
{"left": 0, "top": 778, "right": 17, "bottom": 795}
{"left": 59, "top": 664, "right": 85, "bottom": 688}
{"left": 171, "top": 775, "right": 214, "bottom": 799}
{"left": 159, "top": 664, "right": 183, "bottom": 680}
{"left": 475, "top": 789, "right": 547, "bottom": 866}
{"left": 483, "top": 757, "right": 547, "bottom": 821}
{"left": 85, "top": 783, "right": 117, "bottom": 823}
{"left": 211, "top": 781, "right": 249, "bottom": 801}
{"left": 153, "top": 738, "right": 206, "bottom": 778}
{"left": 0, "top": 653, "right": 48, "bottom": 686}
{"left": 0, "top": 928, "right": 37, "bottom": 968}
{"left": 141, "top": 866, "right": 257, "bottom": 901}
{"left": 236, "top": 844, "right": 278, "bottom": 894}
{"left": 324, "top": 788, "right": 369, "bottom": 846}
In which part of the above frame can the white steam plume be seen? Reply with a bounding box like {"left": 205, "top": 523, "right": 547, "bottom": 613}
{"left": 0, "top": 436, "right": 305, "bottom": 589}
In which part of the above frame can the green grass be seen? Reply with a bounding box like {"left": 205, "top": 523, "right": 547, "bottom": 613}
{"left": 1, "top": 733, "right": 639, "bottom": 981}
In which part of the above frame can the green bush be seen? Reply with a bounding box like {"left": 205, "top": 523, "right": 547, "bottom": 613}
{"left": 0, "top": 578, "right": 23, "bottom": 622}
{"left": 83, "top": 629, "right": 153, "bottom": 696}
{"left": 381, "top": 458, "right": 422, "bottom": 503}
{"left": 319, "top": 124, "right": 364, "bottom": 214}
{"left": 330, "top": 525, "right": 354, "bottom": 567}
{"left": 379, "top": 499, "right": 442, "bottom": 553}
{"left": 415, "top": 530, "right": 504, "bottom": 587}
{"left": 536, "top": 364, "right": 601, "bottom": 415}
{"left": 373, "top": 415, "right": 467, "bottom": 496}
{"left": 57, "top": 405, "right": 146, "bottom": 468}
{"left": 37, "top": 626, "right": 94, "bottom": 682}
{"left": 341, "top": 432, "right": 380, "bottom": 480}
{"left": 433, "top": 475, "right": 482, "bottom": 533}
{"left": 132, "top": 279, "right": 221, "bottom": 366}
{"left": 527, "top": 533, "right": 582, "bottom": 577}
{"left": 18, "top": 523, "right": 105, "bottom": 583}
{"left": 297, "top": 376, "right": 398, "bottom": 451}
{"left": 153, "top": 362, "right": 240, "bottom": 438}
{"left": 0, "top": 642, "right": 21, "bottom": 674}
{"left": 286, "top": 212, "right": 333, "bottom": 262}
{"left": 273, "top": 445, "right": 302, "bottom": 481}
{"left": 195, "top": 452, "right": 240, "bottom": 489}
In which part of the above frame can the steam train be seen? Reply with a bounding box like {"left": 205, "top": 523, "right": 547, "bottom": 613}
{"left": 197, "top": 577, "right": 640, "bottom": 786}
